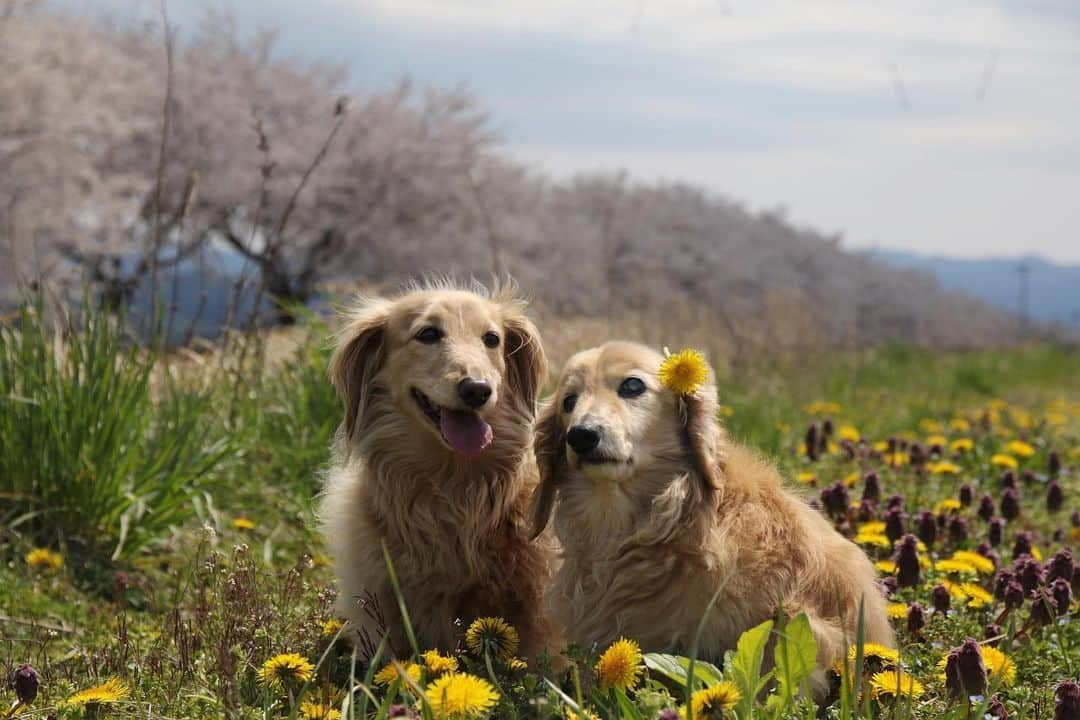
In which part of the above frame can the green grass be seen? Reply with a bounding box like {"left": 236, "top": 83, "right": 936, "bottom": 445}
{"left": 2, "top": 297, "right": 1079, "bottom": 719}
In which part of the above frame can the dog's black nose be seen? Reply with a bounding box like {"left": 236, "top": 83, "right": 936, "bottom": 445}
{"left": 566, "top": 425, "right": 601, "bottom": 455}
{"left": 458, "top": 378, "right": 493, "bottom": 408}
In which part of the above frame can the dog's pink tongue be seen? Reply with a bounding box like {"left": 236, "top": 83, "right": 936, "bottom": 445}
{"left": 440, "top": 409, "right": 493, "bottom": 458}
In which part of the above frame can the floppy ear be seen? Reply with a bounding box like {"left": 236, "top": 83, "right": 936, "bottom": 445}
{"left": 678, "top": 367, "right": 724, "bottom": 492}
{"left": 501, "top": 308, "right": 548, "bottom": 414}
{"left": 328, "top": 296, "right": 393, "bottom": 442}
{"left": 528, "top": 397, "right": 565, "bottom": 540}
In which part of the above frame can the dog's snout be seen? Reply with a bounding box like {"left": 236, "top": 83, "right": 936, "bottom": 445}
{"left": 566, "top": 425, "right": 601, "bottom": 455}
{"left": 457, "top": 377, "right": 493, "bottom": 409}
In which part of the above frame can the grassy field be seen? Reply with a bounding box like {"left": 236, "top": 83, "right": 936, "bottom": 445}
{"left": 3, "top": 297, "right": 1080, "bottom": 719}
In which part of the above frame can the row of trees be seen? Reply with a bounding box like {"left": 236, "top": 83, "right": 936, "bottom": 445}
{"left": 0, "top": 4, "right": 1020, "bottom": 355}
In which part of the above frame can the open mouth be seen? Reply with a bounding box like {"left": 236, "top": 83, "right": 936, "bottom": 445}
{"left": 411, "top": 388, "right": 494, "bottom": 459}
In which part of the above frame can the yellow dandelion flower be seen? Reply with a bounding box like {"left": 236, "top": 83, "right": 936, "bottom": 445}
{"left": 925, "top": 434, "right": 948, "bottom": 447}
{"left": 919, "top": 419, "right": 943, "bottom": 433}
{"left": 465, "top": 617, "right": 519, "bottom": 660}
{"left": 886, "top": 602, "right": 908, "bottom": 620}
{"left": 320, "top": 618, "right": 344, "bottom": 638}
{"left": 25, "top": 548, "right": 63, "bottom": 571}
{"left": 873, "top": 440, "right": 890, "bottom": 453}
{"left": 861, "top": 520, "right": 886, "bottom": 535}
{"left": 804, "top": 400, "right": 843, "bottom": 416}
{"left": 257, "top": 653, "right": 315, "bottom": 689}
{"left": 422, "top": 649, "right": 460, "bottom": 676}
{"left": 934, "top": 559, "right": 978, "bottom": 576}
{"left": 960, "top": 582, "right": 993, "bottom": 608}
{"left": 233, "top": 517, "right": 256, "bottom": 530}
{"left": 63, "top": 677, "right": 130, "bottom": 707}
{"left": 565, "top": 709, "right": 601, "bottom": 720}
{"left": 842, "top": 471, "right": 861, "bottom": 487}
{"left": 884, "top": 451, "right": 909, "bottom": 467}
{"left": 934, "top": 498, "right": 963, "bottom": 513}
{"left": 950, "top": 418, "right": 971, "bottom": 432}
{"left": 425, "top": 673, "right": 499, "bottom": 719}
{"left": 1005, "top": 440, "right": 1035, "bottom": 458}
{"left": 876, "top": 560, "right": 898, "bottom": 575}
{"left": 594, "top": 637, "right": 644, "bottom": 692}
{"left": 950, "top": 551, "right": 995, "bottom": 575}
{"left": 681, "top": 681, "right": 742, "bottom": 720}
{"left": 374, "top": 661, "right": 422, "bottom": 687}
{"left": 1046, "top": 412, "right": 1068, "bottom": 427}
{"left": 300, "top": 701, "right": 342, "bottom": 720}
{"left": 1032, "top": 545, "right": 1043, "bottom": 561}
{"left": 982, "top": 646, "right": 1016, "bottom": 686}
{"left": 991, "top": 454, "right": 1018, "bottom": 469}
{"left": 658, "top": 348, "right": 709, "bottom": 396}
{"left": 796, "top": 471, "right": 817, "bottom": 485}
{"left": 950, "top": 438, "right": 974, "bottom": 453}
{"left": 848, "top": 642, "right": 899, "bottom": 667}
{"left": 839, "top": 425, "right": 861, "bottom": 441}
{"left": 988, "top": 398, "right": 1009, "bottom": 412}
{"left": 929, "top": 461, "right": 962, "bottom": 476}
{"left": 854, "top": 531, "right": 891, "bottom": 549}
{"left": 870, "top": 669, "right": 924, "bottom": 699}
{"left": 507, "top": 657, "right": 529, "bottom": 672}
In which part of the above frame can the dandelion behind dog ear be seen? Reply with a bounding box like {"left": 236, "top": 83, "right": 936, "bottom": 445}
{"left": 662, "top": 347, "right": 723, "bottom": 492}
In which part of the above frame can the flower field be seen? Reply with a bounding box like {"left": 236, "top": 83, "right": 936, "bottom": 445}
{"left": 3, "top": 304, "right": 1080, "bottom": 719}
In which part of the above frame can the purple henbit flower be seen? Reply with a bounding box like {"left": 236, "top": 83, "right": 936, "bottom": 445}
{"left": 1000, "top": 469, "right": 1017, "bottom": 490}
{"left": 822, "top": 417, "right": 834, "bottom": 437}
{"left": 948, "top": 515, "right": 968, "bottom": 544}
{"left": 1048, "top": 450, "right": 1062, "bottom": 478}
{"left": 805, "top": 423, "right": 820, "bottom": 462}
{"left": 906, "top": 601, "right": 925, "bottom": 636}
{"left": 887, "top": 436, "right": 898, "bottom": 453}
{"left": 1047, "top": 480, "right": 1065, "bottom": 513}
{"left": 929, "top": 442, "right": 944, "bottom": 457}
{"left": 896, "top": 534, "right": 922, "bottom": 588}
{"left": 984, "top": 623, "right": 1003, "bottom": 645}
{"left": 1075, "top": 567, "right": 1080, "bottom": 594}
{"left": 862, "top": 471, "right": 881, "bottom": 503}
{"left": 988, "top": 695, "right": 1008, "bottom": 719}
{"left": 856, "top": 499, "right": 877, "bottom": 523}
{"left": 978, "top": 494, "right": 997, "bottom": 522}
{"left": 1055, "top": 680, "right": 1080, "bottom": 720}
{"left": 886, "top": 494, "right": 905, "bottom": 511}
{"left": 944, "top": 638, "right": 987, "bottom": 699}
{"left": 988, "top": 517, "right": 1005, "bottom": 547}
{"left": 1014, "top": 554, "right": 1044, "bottom": 594}
{"left": 1021, "top": 469, "right": 1037, "bottom": 486}
{"left": 387, "top": 704, "right": 410, "bottom": 718}
{"left": 880, "top": 576, "right": 899, "bottom": 597}
{"left": 1012, "top": 531, "right": 1034, "bottom": 560}
{"left": 1030, "top": 587, "right": 1055, "bottom": 626}
{"left": 884, "top": 507, "right": 907, "bottom": 543}
{"left": 916, "top": 511, "right": 937, "bottom": 548}
{"left": 656, "top": 710, "right": 680, "bottom": 720}
{"left": 840, "top": 439, "right": 856, "bottom": 460}
{"left": 931, "top": 584, "right": 951, "bottom": 614}
{"left": 993, "top": 570, "right": 1016, "bottom": 600}
{"left": 1072, "top": 510, "right": 1080, "bottom": 529}
{"left": 1004, "top": 580, "right": 1026, "bottom": 610}
{"left": 1048, "top": 549, "right": 1076, "bottom": 585}
{"left": 1050, "top": 577, "right": 1072, "bottom": 615}
{"left": 959, "top": 483, "right": 975, "bottom": 507}
{"left": 909, "top": 443, "right": 927, "bottom": 467}
{"left": 820, "top": 482, "right": 849, "bottom": 519}
{"left": 11, "top": 664, "right": 38, "bottom": 705}
{"left": 1000, "top": 488, "right": 1021, "bottom": 522}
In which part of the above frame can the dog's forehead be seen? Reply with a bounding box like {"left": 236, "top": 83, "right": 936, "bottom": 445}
{"left": 563, "top": 342, "right": 663, "bottom": 387}
{"left": 396, "top": 291, "right": 500, "bottom": 329}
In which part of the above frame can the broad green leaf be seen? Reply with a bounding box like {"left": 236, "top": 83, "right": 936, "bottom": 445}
{"left": 767, "top": 612, "right": 817, "bottom": 714}
{"left": 612, "top": 688, "right": 646, "bottom": 720}
{"left": 727, "top": 619, "right": 774, "bottom": 719}
{"left": 643, "top": 653, "right": 725, "bottom": 689}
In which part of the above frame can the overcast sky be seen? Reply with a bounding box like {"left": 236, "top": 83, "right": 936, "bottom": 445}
{"left": 83, "top": 0, "right": 1080, "bottom": 262}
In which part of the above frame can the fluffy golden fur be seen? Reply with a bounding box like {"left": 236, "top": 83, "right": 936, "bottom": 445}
{"left": 529, "top": 341, "right": 893, "bottom": 692}
{"left": 318, "top": 281, "right": 556, "bottom": 658}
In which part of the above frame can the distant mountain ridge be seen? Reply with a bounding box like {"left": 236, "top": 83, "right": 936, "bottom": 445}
{"left": 869, "top": 250, "right": 1080, "bottom": 329}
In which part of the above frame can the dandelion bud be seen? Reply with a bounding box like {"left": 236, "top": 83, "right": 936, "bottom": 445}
{"left": 931, "top": 584, "right": 951, "bottom": 614}
{"left": 1000, "top": 488, "right": 1020, "bottom": 522}
{"left": 1048, "top": 549, "right": 1075, "bottom": 585}
{"left": 984, "top": 623, "right": 1003, "bottom": 645}
{"left": 862, "top": 471, "right": 881, "bottom": 503}
{"left": 1000, "top": 470, "right": 1017, "bottom": 490}
{"left": 906, "top": 601, "right": 925, "bottom": 636}
{"left": 916, "top": 511, "right": 937, "bottom": 548}
{"left": 988, "top": 517, "right": 1005, "bottom": 547}
{"left": 978, "top": 494, "right": 997, "bottom": 522}
{"left": 944, "top": 638, "right": 987, "bottom": 699}
{"left": 1055, "top": 680, "right": 1080, "bottom": 720}
{"left": 1014, "top": 555, "right": 1044, "bottom": 593}
{"left": 885, "top": 507, "right": 907, "bottom": 542}
{"left": 887, "top": 494, "right": 905, "bottom": 511}
{"left": 896, "top": 534, "right": 922, "bottom": 588}
{"left": 1048, "top": 450, "right": 1062, "bottom": 478}
{"left": 948, "top": 515, "right": 969, "bottom": 544}
{"left": 11, "top": 664, "right": 38, "bottom": 705}
{"left": 1051, "top": 577, "right": 1072, "bottom": 615}
{"left": 1047, "top": 480, "right": 1065, "bottom": 513}
{"left": 805, "top": 424, "right": 820, "bottom": 461}
{"left": 880, "top": 576, "right": 899, "bottom": 597}
{"left": 1021, "top": 469, "right": 1036, "bottom": 486}
{"left": 820, "top": 482, "right": 849, "bottom": 519}
{"left": 959, "top": 483, "right": 975, "bottom": 507}
{"left": 988, "top": 695, "right": 1008, "bottom": 719}
{"left": 1012, "top": 531, "right": 1034, "bottom": 560}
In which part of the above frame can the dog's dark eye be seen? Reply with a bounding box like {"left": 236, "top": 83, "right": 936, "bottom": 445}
{"left": 415, "top": 326, "right": 444, "bottom": 344}
{"left": 562, "top": 394, "right": 577, "bottom": 413}
{"left": 618, "top": 377, "right": 646, "bottom": 398}
{"left": 482, "top": 331, "right": 500, "bottom": 348}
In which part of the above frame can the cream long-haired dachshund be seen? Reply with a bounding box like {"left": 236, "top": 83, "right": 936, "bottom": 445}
{"left": 529, "top": 341, "right": 893, "bottom": 690}
{"left": 319, "top": 281, "right": 555, "bottom": 659}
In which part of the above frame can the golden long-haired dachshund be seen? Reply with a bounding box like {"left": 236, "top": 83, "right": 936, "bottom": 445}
{"left": 529, "top": 341, "right": 893, "bottom": 692}
{"left": 318, "top": 281, "right": 555, "bottom": 658}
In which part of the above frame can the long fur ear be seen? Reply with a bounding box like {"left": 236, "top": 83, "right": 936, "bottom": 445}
{"left": 328, "top": 296, "right": 394, "bottom": 443}
{"left": 500, "top": 302, "right": 548, "bottom": 414}
{"left": 528, "top": 398, "right": 565, "bottom": 540}
{"left": 679, "top": 367, "right": 724, "bottom": 492}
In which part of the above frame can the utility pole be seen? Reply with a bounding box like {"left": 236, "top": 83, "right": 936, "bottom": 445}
{"left": 1016, "top": 261, "right": 1029, "bottom": 336}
